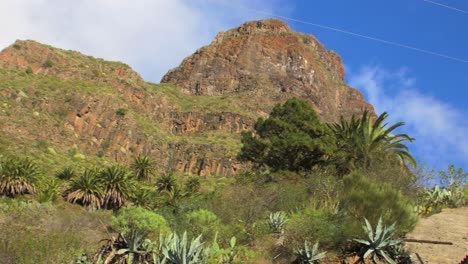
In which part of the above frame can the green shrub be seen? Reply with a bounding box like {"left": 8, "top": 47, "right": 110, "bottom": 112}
{"left": 36, "top": 178, "right": 60, "bottom": 203}
{"left": 55, "top": 167, "right": 76, "bottom": 180}
{"left": 185, "top": 209, "right": 220, "bottom": 241}
{"left": 25, "top": 66, "right": 33, "bottom": 75}
{"left": 0, "top": 198, "right": 111, "bottom": 264}
{"left": 130, "top": 186, "right": 155, "bottom": 209}
{"left": 285, "top": 208, "right": 341, "bottom": 250}
{"left": 185, "top": 176, "right": 201, "bottom": 194}
{"left": 112, "top": 207, "right": 169, "bottom": 242}
{"left": 115, "top": 108, "right": 127, "bottom": 117}
{"left": 339, "top": 172, "right": 417, "bottom": 233}
{"left": 43, "top": 59, "right": 54, "bottom": 68}
{"left": 100, "top": 138, "right": 110, "bottom": 150}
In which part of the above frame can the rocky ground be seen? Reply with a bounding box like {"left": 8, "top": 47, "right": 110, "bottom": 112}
{"left": 406, "top": 207, "right": 468, "bottom": 263}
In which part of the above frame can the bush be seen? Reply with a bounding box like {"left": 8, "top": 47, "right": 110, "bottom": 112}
{"left": 185, "top": 209, "right": 220, "bottom": 241}
{"left": 0, "top": 198, "right": 111, "bottom": 264}
{"left": 285, "top": 208, "right": 342, "bottom": 250}
{"left": 185, "top": 176, "right": 201, "bottom": 194}
{"left": 43, "top": 59, "right": 54, "bottom": 68}
{"left": 339, "top": 172, "right": 417, "bottom": 233}
{"left": 55, "top": 167, "right": 76, "bottom": 180}
{"left": 112, "top": 207, "right": 169, "bottom": 242}
{"left": 115, "top": 108, "right": 127, "bottom": 117}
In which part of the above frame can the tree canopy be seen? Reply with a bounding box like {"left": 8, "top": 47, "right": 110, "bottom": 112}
{"left": 239, "top": 98, "right": 336, "bottom": 172}
{"left": 329, "top": 111, "right": 416, "bottom": 174}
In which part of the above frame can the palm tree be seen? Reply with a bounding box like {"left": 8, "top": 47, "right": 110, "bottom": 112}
{"left": 131, "top": 155, "right": 155, "bottom": 181}
{"left": 329, "top": 111, "right": 416, "bottom": 173}
{"left": 66, "top": 168, "right": 103, "bottom": 211}
{"left": 100, "top": 165, "right": 136, "bottom": 210}
{"left": 55, "top": 167, "right": 76, "bottom": 181}
{"left": 0, "top": 157, "right": 40, "bottom": 197}
{"left": 130, "top": 186, "right": 155, "bottom": 209}
{"left": 155, "top": 174, "right": 176, "bottom": 193}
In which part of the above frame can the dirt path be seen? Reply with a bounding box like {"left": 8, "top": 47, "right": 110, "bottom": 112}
{"left": 406, "top": 207, "right": 468, "bottom": 263}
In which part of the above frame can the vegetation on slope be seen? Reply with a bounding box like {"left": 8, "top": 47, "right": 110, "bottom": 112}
{"left": 1, "top": 98, "right": 466, "bottom": 263}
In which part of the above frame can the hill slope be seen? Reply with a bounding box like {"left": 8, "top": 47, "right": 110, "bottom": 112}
{"left": 0, "top": 19, "right": 373, "bottom": 176}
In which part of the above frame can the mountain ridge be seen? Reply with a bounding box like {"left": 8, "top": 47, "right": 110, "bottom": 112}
{"left": 0, "top": 19, "right": 374, "bottom": 176}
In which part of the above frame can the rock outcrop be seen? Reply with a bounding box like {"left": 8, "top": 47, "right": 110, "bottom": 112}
{"left": 162, "top": 19, "right": 373, "bottom": 122}
{"left": 0, "top": 20, "right": 375, "bottom": 176}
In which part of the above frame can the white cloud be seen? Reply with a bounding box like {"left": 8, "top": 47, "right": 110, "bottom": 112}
{"left": 0, "top": 0, "right": 289, "bottom": 82}
{"left": 349, "top": 66, "right": 468, "bottom": 170}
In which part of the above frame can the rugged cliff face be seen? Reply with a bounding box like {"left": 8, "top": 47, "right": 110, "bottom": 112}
{"left": 162, "top": 19, "right": 373, "bottom": 122}
{"left": 0, "top": 20, "right": 374, "bottom": 176}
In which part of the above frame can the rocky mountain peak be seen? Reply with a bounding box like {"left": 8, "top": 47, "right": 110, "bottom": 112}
{"left": 161, "top": 19, "right": 373, "bottom": 122}
{"left": 0, "top": 40, "right": 144, "bottom": 85}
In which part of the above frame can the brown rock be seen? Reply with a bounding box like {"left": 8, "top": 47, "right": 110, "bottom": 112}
{"left": 0, "top": 19, "right": 376, "bottom": 176}
{"left": 162, "top": 19, "right": 373, "bottom": 122}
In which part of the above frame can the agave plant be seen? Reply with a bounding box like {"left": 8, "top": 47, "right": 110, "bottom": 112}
{"left": 100, "top": 165, "right": 136, "bottom": 210}
{"left": 353, "top": 217, "right": 402, "bottom": 264}
{"left": 295, "top": 241, "right": 327, "bottom": 264}
{"left": 161, "top": 231, "right": 206, "bottom": 264}
{"left": 131, "top": 155, "right": 155, "bottom": 181}
{"left": 0, "top": 156, "right": 40, "bottom": 197}
{"left": 66, "top": 168, "right": 103, "bottom": 210}
{"left": 268, "top": 211, "right": 287, "bottom": 234}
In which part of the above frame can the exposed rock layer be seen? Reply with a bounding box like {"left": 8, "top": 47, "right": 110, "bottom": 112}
{"left": 162, "top": 19, "right": 373, "bottom": 122}
{"left": 0, "top": 20, "right": 374, "bottom": 176}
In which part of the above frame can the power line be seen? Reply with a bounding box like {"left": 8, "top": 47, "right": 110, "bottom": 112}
{"left": 232, "top": 6, "right": 468, "bottom": 64}
{"left": 422, "top": 0, "right": 468, "bottom": 14}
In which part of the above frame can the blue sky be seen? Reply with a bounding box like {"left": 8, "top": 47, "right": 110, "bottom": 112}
{"left": 0, "top": 0, "right": 466, "bottom": 174}
{"left": 283, "top": 1, "right": 468, "bottom": 174}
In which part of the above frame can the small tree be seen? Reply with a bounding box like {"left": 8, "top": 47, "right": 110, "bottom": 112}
{"left": 112, "top": 207, "right": 169, "bottom": 244}
{"left": 156, "top": 174, "right": 176, "bottom": 193}
{"left": 239, "top": 98, "right": 336, "bottom": 172}
{"left": 328, "top": 111, "right": 416, "bottom": 174}
{"left": 131, "top": 155, "right": 155, "bottom": 181}
{"left": 66, "top": 168, "right": 103, "bottom": 211}
{"left": 100, "top": 165, "right": 136, "bottom": 210}
{"left": 439, "top": 165, "right": 467, "bottom": 189}
{"left": 0, "top": 156, "right": 40, "bottom": 197}
{"left": 103, "top": 207, "right": 169, "bottom": 262}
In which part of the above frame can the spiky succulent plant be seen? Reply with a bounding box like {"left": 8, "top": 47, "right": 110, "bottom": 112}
{"left": 295, "top": 241, "right": 327, "bottom": 264}
{"left": 268, "top": 211, "right": 287, "bottom": 234}
{"left": 353, "top": 217, "right": 402, "bottom": 264}
{"left": 161, "top": 231, "right": 206, "bottom": 264}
